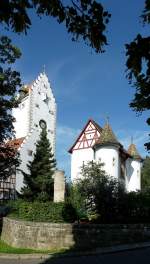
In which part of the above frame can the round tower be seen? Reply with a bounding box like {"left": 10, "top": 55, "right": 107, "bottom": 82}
{"left": 126, "top": 143, "right": 142, "bottom": 191}
{"left": 93, "top": 122, "right": 122, "bottom": 179}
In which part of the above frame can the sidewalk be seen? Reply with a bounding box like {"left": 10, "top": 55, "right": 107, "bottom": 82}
{"left": 0, "top": 241, "right": 150, "bottom": 259}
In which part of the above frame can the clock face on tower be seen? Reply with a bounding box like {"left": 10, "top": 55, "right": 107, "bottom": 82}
{"left": 39, "top": 119, "right": 47, "bottom": 129}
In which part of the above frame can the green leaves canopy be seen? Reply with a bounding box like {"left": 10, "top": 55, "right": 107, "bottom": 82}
{"left": 0, "top": 36, "right": 21, "bottom": 179}
{"left": 0, "top": 0, "right": 111, "bottom": 53}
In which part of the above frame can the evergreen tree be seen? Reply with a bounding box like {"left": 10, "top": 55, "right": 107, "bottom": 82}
{"left": 21, "top": 128, "right": 56, "bottom": 202}
{"left": 0, "top": 36, "right": 21, "bottom": 180}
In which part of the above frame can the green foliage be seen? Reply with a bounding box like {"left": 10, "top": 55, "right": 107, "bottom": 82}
{"left": 62, "top": 202, "right": 78, "bottom": 223}
{"left": 0, "top": 239, "right": 65, "bottom": 254}
{"left": 72, "top": 160, "right": 150, "bottom": 223}
{"left": 141, "top": 156, "right": 150, "bottom": 190}
{"left": 1, "top": 0, "right": 150, "bottom": 154}
{"left": 125, "top": 3, "right": 150, "bottom": 150}
{"left": 0, "top": 0, "right": 110, "bottom": 53}
{"left": 0, "top": 36, "right": 21, "bottom": 180}
{"left": 65, "top": 182, "right": 87, "bottom": 220}
{"left": 21, "top": 128, "right": 56, "bottom": 202}
{"left": 8, "top": 200, "right": 78, "bottom": 223}
{"left": 78, "top": 161, "right": 125, "bottom": 221}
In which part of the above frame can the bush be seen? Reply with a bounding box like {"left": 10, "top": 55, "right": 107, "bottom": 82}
{"left": 8, "top": 200, "right": 78, "bottom": 223}
{"left": 62, "top": 202, "right": 78, "bottom": 223}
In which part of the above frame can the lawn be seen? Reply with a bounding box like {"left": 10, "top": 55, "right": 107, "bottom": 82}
{"left": 0, "top": 239, "right": 66, "bottom": 254}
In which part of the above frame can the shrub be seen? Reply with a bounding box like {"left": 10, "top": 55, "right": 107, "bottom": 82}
{"left": 8, "top": 200, "right": 78, "bottom": 223}
{"left": 62, "top": 202, "right": 77, "bottom": 223}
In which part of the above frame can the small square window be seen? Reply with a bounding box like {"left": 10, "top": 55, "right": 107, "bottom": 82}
{"left": 28, "top": 150, "right": 33, "bottom": 156}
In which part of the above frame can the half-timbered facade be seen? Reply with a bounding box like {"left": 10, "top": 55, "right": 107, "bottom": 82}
{"left": 69, "top": 119, "right": 102, "bottom": 181}
{"left": 69, "top": 119, "right": 142, "bottom": 192}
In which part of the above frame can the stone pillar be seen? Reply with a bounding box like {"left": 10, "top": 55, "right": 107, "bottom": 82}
{"left": 54, "top": 170, "right": 65, "bottom": 202}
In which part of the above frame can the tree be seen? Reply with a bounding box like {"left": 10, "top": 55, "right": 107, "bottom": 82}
{"left": 0, "top": 0, "right": 110, "bottom": 53}
{"left": 77, "top": 161, "right": 125, "bottom": 223}
{"left": 125, "top": 1, "right": 150, "bottom": 150}
{"left": 0, "top": 0, "right": 110, "bottom": 180}
{"left": 65, "top": 182, "right": 87, "bottom": 220}
{"left": 141, "top": 156, "right": 150, "bottom": 190}
{"left": 0, "top": 36, "right": 21, "bottom": 179}
{"left": 21, "top": 128, "right": 56, "bottom": 201}
{"left": 1, "top": 1, "right": 150, "bottom": 154}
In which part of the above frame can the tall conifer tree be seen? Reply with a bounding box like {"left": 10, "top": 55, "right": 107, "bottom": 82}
{"left": 21, "top": 128, "right": 56, "bottom": 201}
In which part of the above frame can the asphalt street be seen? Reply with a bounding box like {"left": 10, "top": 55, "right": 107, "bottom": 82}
{"left": 1, "top": 247, "right": 150, "bottom": 264}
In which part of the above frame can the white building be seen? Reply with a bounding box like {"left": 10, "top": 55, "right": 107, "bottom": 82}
{"left": 0, "top": 72, "right": 56, "bottom": 199}
{"left": 69, "top": 119, "right": 142, "bottom": 192}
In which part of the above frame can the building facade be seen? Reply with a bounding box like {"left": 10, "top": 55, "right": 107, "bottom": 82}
{"left": 12, "top": 72, "right": 57, "bottom": 193}
{"left": 69, "top": 119, "right": 142, "bottom": 192}
{"left": 0, "top": 72, "right": 57, "bottom": 199}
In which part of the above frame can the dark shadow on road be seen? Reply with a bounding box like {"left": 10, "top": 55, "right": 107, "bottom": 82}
{"left": 35, "top": 223, "right": 150, "bottom": 264}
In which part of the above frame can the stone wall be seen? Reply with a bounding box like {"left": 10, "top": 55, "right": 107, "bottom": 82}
{"left": 2, "top": 217, "right": 150, "bottom": 250}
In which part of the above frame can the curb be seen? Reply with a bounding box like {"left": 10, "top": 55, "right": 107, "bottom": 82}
{"left": 0, "top": 241, "right": 150, "bottom": 259}
{"left": 0, "top": 254, "right": 50, "bottom": 260}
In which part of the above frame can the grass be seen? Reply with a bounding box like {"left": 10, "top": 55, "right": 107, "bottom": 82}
{"left": 0, "top": 239, "right": 67, "bottom": 254}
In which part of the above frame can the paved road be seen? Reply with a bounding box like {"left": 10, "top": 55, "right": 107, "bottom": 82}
{"left": 1, "top": 247, "right": 150, "bottom": 264}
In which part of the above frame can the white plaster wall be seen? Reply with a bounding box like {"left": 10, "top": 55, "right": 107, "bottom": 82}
{"left": 30, "top": 73, "right": 56, "bottom": 154}
{"left": 126, "top": 158, "right": 141, "bottom": 192}
{"left": 16, "top": 128, "right": 42, "bottom": 192}
{"left": 14, "top": 73, "right": 57, "bottom": 193}
{"left": 95, "top": 146, "right": 120, "bottom": 179}
{"left": 12, "top": 96, "right": 30, "bottom": 138}
{"left": 71, "top": 148, "right": 94, "bottom": 181}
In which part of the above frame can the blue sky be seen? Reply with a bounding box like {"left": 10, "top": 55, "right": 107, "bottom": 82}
{"left": 2, "top": 0, "right": 150, "bottom": 178}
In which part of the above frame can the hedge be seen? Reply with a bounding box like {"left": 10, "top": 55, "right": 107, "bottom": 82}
{"left": 8, "top": 200, "right": 78, "bottom": 223}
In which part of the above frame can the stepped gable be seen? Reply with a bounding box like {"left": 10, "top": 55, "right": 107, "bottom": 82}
{"left": 128, "top": 143, "right": 142, "bottom": 160}
{"left": 94, "top": 122, "right": 121, "bottom": 147}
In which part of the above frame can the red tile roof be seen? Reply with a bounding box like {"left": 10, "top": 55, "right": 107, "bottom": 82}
{"left": 6, "top": 137, "right": 25, "bottom": 150}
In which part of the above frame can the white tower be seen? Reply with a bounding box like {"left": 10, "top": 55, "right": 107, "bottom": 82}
{"left": 69, "top": 118, "right": 142, "bottom": 191}
{"left": 126, "top": 143, "right": 142, "bottom": 191}
{"left": 12, "top": 72, "right": 57, "bottom": 192}
{"left": 94, "top": 122, "right": 121, "bottom": 179}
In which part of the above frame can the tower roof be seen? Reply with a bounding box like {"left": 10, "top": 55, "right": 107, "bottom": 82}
{"left": 127, "top": 143, "right": 142, "bottom": 160}
{"left": 94, "top": 122, "right": 121, "bottom": 147}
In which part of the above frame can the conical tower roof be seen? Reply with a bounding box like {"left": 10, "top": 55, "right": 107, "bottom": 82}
{"left": 94, "top": 122, "right": 121, "bottom": 147}
{"left": 128, "top": 143, "right": 142, "bottom": 160}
